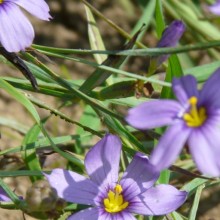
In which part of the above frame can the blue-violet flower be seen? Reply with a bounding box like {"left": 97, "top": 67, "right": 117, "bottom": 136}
{"left": 0, "top": 187, "right": 11, "bottom": 202}
{"left": 45, "top": 134, "right": 187, "bottom": 220}
{"left": 207, "top": 0, "right": 220, "bottom": 15}
{"left": 149, "top": 20, "right": 185, "bottom": 73}
{"left": 0, "top": 0, "right": 51, "bottom": 52}
{"left": 126, "top": 68, "right": 220, "bottom": 176}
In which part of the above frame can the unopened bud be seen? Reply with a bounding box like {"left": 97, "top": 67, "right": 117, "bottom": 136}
{"left": 149, "top": 20, "right": 185, "bottom": 75}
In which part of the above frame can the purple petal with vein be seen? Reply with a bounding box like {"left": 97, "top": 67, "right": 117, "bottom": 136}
{"left": 0, "top": 2, "right": 34, "bottom": 52}
{"left": 207, "top": 0, "right": 220, "bottom": 15}
{"left": 172, "top": 75, "right": 199, "bottom": 105}
{"left": 150, "top": 122, "right": 191, "bottom": 170}
{"left": 0, "top": 187, "right": 11, "bottom": 202}
{"left": 113, "top": 212, "right": 137, "bottom": 220}
{"left": 68, "top": 207, "right": 100, "bottom": 220}
{"left": 120, "top": 153, "right": 159, "bottom": 200}
{"left": 68, "top": 209, "right": 136, "bottom": 220}
{"left": 126, "top": 100, "right": 181, "bottom": 129}
{"left": 14, "top": 0, "right": 51, "bottom": 20}
{"left": 85, "top": 134, "right": 121, "bottom": 188}
{"left": 44, "top": 169, "right": 99, "bottom": 205}
{"left": 128, "top": 184, "right": 187, "bottom": 215}
{"left": 199, "top": 68, "right": 220, "bottom": 108}
{"left": 188, "top": 124, "right": 220, "bottom": 176}
{"left": 0, "top": 0, "right": 51, "bottom": 52}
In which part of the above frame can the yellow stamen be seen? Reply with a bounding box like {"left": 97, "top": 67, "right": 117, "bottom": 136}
{"left": 183, "top": 96, "right": 207, "bottom": 127}
{"left": 0, "top": 0, "right": 3, "bottom": 3}
{"left": 103, "top": 184, "right": 129, "bottom": 213}
{"left": 114, "top": 184, "right": 123, "bottom": 194}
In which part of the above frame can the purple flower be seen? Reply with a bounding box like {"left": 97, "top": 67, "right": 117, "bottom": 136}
{"left": 126, "top": 68, "right": 220, "bottom": 176}
{"left": 207, "top": 0, "right": 220, "bottom": 15}
{"left": 45, "top": 134, "right": 187, "bottom": 219}
{"left": 0, "top": 187, "right": 23, "bottom": 202}
{"left": 0, "top": 0, "right": 51, "bottom": 52}
{"left": 149, "top": 20, "right": 185, "bottom": 72}
{"left": 0, "top": 187, "right": 11, "bottom": 202}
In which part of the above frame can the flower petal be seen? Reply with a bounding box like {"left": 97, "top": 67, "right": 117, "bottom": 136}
{"left": 172, "top": 75, "right": 198, "bottom": 105}
{"left": 126, "top": 100, "right": 181, "bottom": 129}
{"left": 207, "top": 0, "right": 220, "bottom": 15}
{"left": 128, "top": 184, "right": 187, "bottom": 215}
{"left": 188, "top": 124, "right": 220, "bottom": 176}
{"left": 157, "top": 20, "right": 186, "bottom": 48}
{"left": 150, "top": 122, "right": 191, "bottom": 171}
{"left": 44, "top": 169, "right": 99, "bottom": 205}
{"left": 12, "top": 0, "right": 51, "bottom": 20}
{"left": 155, "top": 20, "right": 185, "bottom": 66}
{"left": 68, "top": 207, "right": 99, "bottom": 220}
{"left": 85, "top": 134, "right": 121, "bottom": 188}
{"left": 0, "top": 2, "right": 34, "bottom": 52}
{"left": 120, "top": 153, "right": 159, "bottom": 200}
{"left": 112, "top": 212, "right": 136, "bottom": 220}
{"left": 0, "top": 187, "right": 11, "bottom": 202}
{"left": 68, "top": 208, "right": 135, "bottom": 220}
{"left": 199, "top": 68, "right": 220, "bottom": 108}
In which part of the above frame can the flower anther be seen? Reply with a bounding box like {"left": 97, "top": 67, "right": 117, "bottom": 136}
{"left": 183, "top": 96, "right": 207, "bottom": 127}
{"left": 103, "top": 184, "right": 129, "bottom": 213}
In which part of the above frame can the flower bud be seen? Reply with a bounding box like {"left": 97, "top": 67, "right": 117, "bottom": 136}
{"left": 148, "top": 20, "right": 185, "bottom": 74}
{"left": 157, "top": 20, "right": 186, "bottom": 48}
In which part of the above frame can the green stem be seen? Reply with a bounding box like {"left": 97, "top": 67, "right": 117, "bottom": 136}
{"left": 33, "top": 40, "right": 220, "bottom": 57}
{"left": 32, "top": 50, "right": 171, "bottom": 87}
{"left": 27, "top": 94, "right": 102, "bottom": 137}
{"left": 22, "top": 52, "right": 123, "bottom": 120}
{"left": 80, "top": 0, "right": 146, "bottom": 48}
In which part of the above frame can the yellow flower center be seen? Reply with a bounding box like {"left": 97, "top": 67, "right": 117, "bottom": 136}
{"left": 103, "top": 184, "right": 129, "bottom": 213}
{"left": 183, "top": 96, "right": 207, "bottom": 127}
{"left": 0, "top": 0, "right": 3, "bottom": 4}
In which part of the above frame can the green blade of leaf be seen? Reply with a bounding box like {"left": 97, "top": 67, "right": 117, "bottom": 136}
{"left": 0, "top": 179, "right": 25, "bottom": 208}
{"left": 33, "top": 40, "right": 220, "bottom": 57}
{"left": 0, "top": 47, "right": 38, "bottom": 89}
{"left": 23, "top": 52, "right": 124, "bottom": 121}
{"left": 130, "top": 0, "right": 156, "bottom": 41}
{"left": 161, "top": 54, "right": 183, "bottom": 98}
{"left": 0, "top": 134, "right": 91, "bottom": 155}
{"left": 166, "top": 0, "right": 220, "bottom": 40}
{"left": 155, "top": 0, "right": 165, "bottom": 38}
{"left": 189, "top": 184, "right": 205, "bottom": 220}
{"left": 98, "top": 111, "right": 146, "bottom": 153}
{"left": 184, "top": 61, "right": 220, "bottom": 82}
{"left": 0, "top": 78, "right": 40, "bottom": 124}
{"left": 33, "top": 50, "right": 170, "bottom": 87}
{"left": 93, "top": 80, "right": 136, "bottom": 100}
{"left": 21, "top": 124, "right": 43, "bottom": 182}
{"left": 0, "top": 79, "right": 84, "bottom": 169}
{"left": 75, "top": 105, "right": 100, "bottom": 153}
{"left": 0, "top": 170, "right": 43, "bottom": 177}
{"left": 0, "top": 117, "right": 29, "bottom": 134}
{"left": 84, "top": 5, "right": 107, "bottom": 64}
{"left": 181, "top": 178, "right": 208, "bottom": 197}
{"left": 79, "top": 26, "right": 144, "bottom": 94}
{"left": 80, "top": 0, "right": 146, "bottom": 48}
{"left": 170, "top": 211, "right": 187, "bottom": 220}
